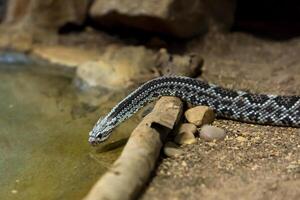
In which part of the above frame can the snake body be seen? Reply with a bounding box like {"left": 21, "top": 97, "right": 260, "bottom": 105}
{"left": 89, "top": 76, "right": 300, "bottom": 145}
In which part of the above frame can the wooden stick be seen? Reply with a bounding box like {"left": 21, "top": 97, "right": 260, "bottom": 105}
{"left": 84, "top": 97, "right": 183, "bottom": 200}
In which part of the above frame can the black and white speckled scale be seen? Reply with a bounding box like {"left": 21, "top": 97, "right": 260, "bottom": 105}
{"left": 89, "top": 76, "right": 300, "bottom": 145}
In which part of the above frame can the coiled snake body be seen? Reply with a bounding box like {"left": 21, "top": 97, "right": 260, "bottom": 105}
{"left": 89, "top": 76, "right": 300, "bottom": 145}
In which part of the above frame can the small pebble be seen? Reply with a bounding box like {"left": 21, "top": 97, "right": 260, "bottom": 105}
{"left": 236, "top": 136, "right": 247, "bottom": 142}
{"left": 199, "top": 125, "right": 226, "bottom": 141}
{"left": 174, "top": 123, "right": 197, "bottom": 145}
{"left": 184, "top": 106, "right": 215, "bottom": 126}
{"left": 163, "top": 142, "right": 184, "bottom": 157}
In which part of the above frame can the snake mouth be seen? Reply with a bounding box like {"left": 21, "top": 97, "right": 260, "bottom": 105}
{"left": 88, "top": 136, "right": 101, "bottom": 146}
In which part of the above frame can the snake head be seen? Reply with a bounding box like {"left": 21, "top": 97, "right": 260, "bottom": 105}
{"left": 88, "top": 116, "right": 117, "bottom": 146}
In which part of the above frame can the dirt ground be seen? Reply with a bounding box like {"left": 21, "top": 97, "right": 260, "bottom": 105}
{"left": 140, "top": 32, "right": 300, "bottom": 200}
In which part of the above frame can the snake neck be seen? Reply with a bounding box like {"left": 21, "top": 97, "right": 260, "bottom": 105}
{"left": 106, "top": 76, "right": 300, "bottom": 128}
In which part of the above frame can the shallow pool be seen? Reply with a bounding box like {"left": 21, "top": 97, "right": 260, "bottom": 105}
{"left": 0, "top": 64, "right": 136, "bottom": 200}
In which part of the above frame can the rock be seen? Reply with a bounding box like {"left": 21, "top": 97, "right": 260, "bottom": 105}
{"left": 199, "top": 125, "right": 226, "bottom": 141}
{"left": 174, "top": 123, "right": 197, "bottom": 145}
{"left": 184, "top": 106, "right": 215, "bottom": 127}
{"left": 75, "top": 45, "right": 157, "bottom": 90}
{"left": 32, "top": 45, "right": 101, "bottom": 68}
{"left": 163, "top": 141, "right": 184, "bottom": 157}
{"left": 156, "top": 48, "right": 203, "bottom": 77}
{"left": 3, "top": 0, "right": 89, "bottom": 31}
{"left": 3, "top": 0, "right": 30, "bottom": 24}
{"left": 0, "top": 29, "right": 33, "bottom": 52}
{"left": 0, "top": 0, "right": 90, "bottom": 51}
{"left": 89, "top": 0, "right": 236, "bottom": 38}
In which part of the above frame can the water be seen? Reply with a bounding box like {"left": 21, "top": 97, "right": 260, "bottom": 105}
{"left": 0, "top": 65, "right": 137, "bottom": 200}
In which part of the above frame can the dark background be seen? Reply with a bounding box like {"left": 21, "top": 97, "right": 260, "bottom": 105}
{"left": 233, "top": 0, "right": 300, "bottom": 39}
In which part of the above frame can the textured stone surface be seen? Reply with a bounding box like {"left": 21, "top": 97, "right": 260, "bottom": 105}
{"left": 32, "top": 45, "right": 101, "bottom": 68}
{"left": 76, "top": 45, "right": 157, "bottom": 90}
{"left": 3, "top": 0, "right": 89, "bottom": 30}
{"left": 174, "top": 123, "right": 197, "bottom": 145}
{"left": 156, "top": 48, "right": 203, "bottom": 77}
{"left": 199, "top": 125, "right": 226, "bottom": 141}
{"left": 0, "top": 0, "right": 90, "bottom": 52}
{"left": 4, "top": 0, "right": 30, "bottom": 24}
{"left": 89, "top": 0, "right": 236, "bottom": 38}
{"left": 163, "top": 141, "right": 184, "bottom": 157}
{"left": 185, "top": 106, "right": 215, "bottom": 126}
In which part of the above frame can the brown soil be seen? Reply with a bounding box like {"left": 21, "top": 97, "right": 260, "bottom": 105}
{"left": 140, "top": 32, "right": 300, "bottom": 200}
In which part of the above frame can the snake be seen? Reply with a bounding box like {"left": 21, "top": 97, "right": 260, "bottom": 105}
{"left": 88, "top": 76, "right": 300, "bottom": 145}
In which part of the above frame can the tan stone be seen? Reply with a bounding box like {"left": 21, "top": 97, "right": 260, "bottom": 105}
{"left": 89, "top": 0, "right": 235, "bottom": 38}
{"left": 174, "top": 123, "right": 197, "bottom": 145}
{"left": 163, "top": 141, "right": 184, "bottom": 157}
{"left": 4, "top": 0, "right": 89, "bottom": 30}
{"left": 156, "top": 48, "right": 203, "bottom": 77}
{"left": 76, "top": 45, "right": 157, "bottom": 90}
{"left": 32, "top": 45, "right": 101, "bottom": 68}
{"left": 184, "top": 106, "right": 215, "bottom": 126}
{"left": 0, "top": 29, "right": 33, "bottom": 52}
{"left": 0, "top": 0, "right": 90, "bottom": 51}
{"left": 4, "top": 0, "right": 31, "bottom": 24}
